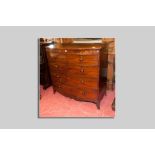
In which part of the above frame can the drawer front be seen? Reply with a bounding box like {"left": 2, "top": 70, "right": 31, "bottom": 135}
{"left": 46, "top": 49, "right": 99, "bottom": 63}
{"left": 67, "top": 66, "right": 99, "bottom": 78}
{"left": 55, "top": 84, "right": 98, "bottom": 101}
{"left": 66, "top": 54, "right": 98, "bottom": 66}
{"left": 48, "top": 49, "right": 99, "bottom": 55}
{"left": 52, "top": 75, "right": 98, "bottom": 89}
{"left": 49, "top": 65, "right": 99, "bottom": 78}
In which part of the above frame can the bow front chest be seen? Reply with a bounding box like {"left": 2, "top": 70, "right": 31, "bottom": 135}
{"left": 46, "top": 44, "right": 106, "bottom": 109}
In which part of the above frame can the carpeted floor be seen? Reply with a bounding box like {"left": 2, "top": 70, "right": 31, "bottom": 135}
{"left": 39, "top": 86, "right": 115, "bottom": 117}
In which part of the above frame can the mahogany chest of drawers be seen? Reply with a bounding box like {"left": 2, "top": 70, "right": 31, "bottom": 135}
{"left": 46, "top": 44, "right": 106, "bottom": 109}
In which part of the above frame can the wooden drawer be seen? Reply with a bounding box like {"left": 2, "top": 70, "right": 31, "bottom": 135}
{"left": 55, "top": 84, "right": 98, "bottom": 101}
{"left": 66, "top": 54, "right": 98, "bottom": 66}
{"left": 53, "top": 75, "right": 98, "bottom": 89}
{"left": 50, "top": 49, "right": 99, "bottom": 55}
{"left": 66, "top": 66, "right": 99, "bottom": 78}
{"left": 49, "top": 64, "right": 99, "bottom": 78}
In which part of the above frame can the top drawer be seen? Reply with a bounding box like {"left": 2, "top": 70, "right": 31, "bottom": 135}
{"left": 46, "top": 49, "right": 99, "bottom": 65}
{"left": 47, "top": 49, "right": 99, "bottom": 55}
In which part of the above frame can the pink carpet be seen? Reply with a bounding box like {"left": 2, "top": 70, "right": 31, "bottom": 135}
{"left": 39, "top": 86, "right": 115, "bottom": 117}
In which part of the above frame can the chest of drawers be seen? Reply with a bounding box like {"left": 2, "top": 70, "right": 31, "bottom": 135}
{"left": 46, "top": 44, "right": 106, "bottom": 109}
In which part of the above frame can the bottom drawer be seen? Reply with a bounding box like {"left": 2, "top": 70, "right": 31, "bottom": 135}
{"left": 55, "top": 84, "right": 98, "bottom": 101}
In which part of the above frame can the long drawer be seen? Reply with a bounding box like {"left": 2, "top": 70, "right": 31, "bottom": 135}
{"left": 52, "top": 74, "right": 98, "bottom": 89}
{"left": 46, "top": 50, "right": 99, "bottom": 66}
{"left": 49, "top": 63, "right": 99, "bottom": 78}
{"left": 55, "top": 83, "right": 98, "bottom": 101}
{"left": 66, "top": 66, "right": 99, "bottom": 78}
{"left": 48, "top": 49, "right": 99, "bottom": 55}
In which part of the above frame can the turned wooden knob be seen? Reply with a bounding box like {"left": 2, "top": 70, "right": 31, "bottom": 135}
{"left": 80, "top": 68, "right": 84, "bottom": 73}
{"left": 80, "top": 79, "right": 84, "bottom": 83}
{"left": 79, "top": 56, "right": 83, "bottom": 61}
{"left": 82, "top": 90, "right": 86, "bottom": 95}
{"left": 65, "top": 50, "right": 67, "bottom": 53}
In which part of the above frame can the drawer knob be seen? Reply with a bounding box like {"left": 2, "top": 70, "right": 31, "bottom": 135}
{"left": 65, "top": 50, "right": 67, "bottom": 53}
{"left": 80, "top": 69, "right": 84, "bottom": 73}
{"left": 82, "top": 90, "right": 86, "bottom": 95}
{"left": 80, "top": 80, "right": 84, "bottom": 83}
{"left": 79, "top": 56, "right": 83, "bottom": 61}
{"left": 55, "top": 65, "right": 58, "bottom": 68}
